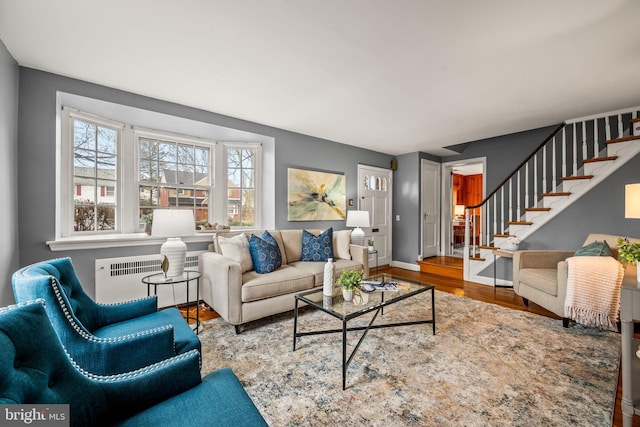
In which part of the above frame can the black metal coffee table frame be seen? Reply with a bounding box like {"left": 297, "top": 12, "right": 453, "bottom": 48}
{"left": 293, "top": 274, "right": 435, "bottom": 389}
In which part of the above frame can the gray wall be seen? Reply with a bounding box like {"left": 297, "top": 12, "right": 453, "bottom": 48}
{"left": 441, "top": 125, "right": 561, "bottom": 191}
{"left": 16, "top": 68, "right": 392, "bottom": 299}
{"left": 392, "top": 152, "right": 421, "bottom": 263}
{"left": 0, "top": 40, "right": 19, "bottom": 307}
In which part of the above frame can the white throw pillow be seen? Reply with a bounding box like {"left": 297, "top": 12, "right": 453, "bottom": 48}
{"left": 218, "top": 233, "right": 253, "bottom": 273}
{"left": 333, "top": 229, "right": 352, "bottom": 260}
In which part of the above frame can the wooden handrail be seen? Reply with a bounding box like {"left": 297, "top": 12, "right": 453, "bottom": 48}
{"left": 466, "top": 122, "right": 566, "bottom": 210}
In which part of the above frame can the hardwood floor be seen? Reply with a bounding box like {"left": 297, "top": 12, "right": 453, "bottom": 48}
{"left": 185, "top": 265, "right": 635, "bottom": 427}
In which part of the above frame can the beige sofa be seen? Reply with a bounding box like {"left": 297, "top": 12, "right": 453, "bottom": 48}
{"left": 199, "top": 229, "right": 369, "bottom": 332}
{"left": 512, "top": 233, "right": 637, "bottom": 327}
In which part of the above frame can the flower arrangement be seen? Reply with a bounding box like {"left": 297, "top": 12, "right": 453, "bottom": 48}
{"left": 336, "top": 269, "right": 364, "bottom": 291}
{"left": 617, "top": 237, "right": 640, "bottom": 264}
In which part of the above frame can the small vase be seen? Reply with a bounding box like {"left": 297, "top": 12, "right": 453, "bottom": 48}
{"left": 342, "top": 289, "right": 353, "bottom": 302}
{"left": 323, "top": 258, "right": 335, "bottom": 296}
{"left": 368, "top": 246, "right": 375, "bottom": 253}
{"left": 144, "top": 223, "right": 152, "bottom": 235}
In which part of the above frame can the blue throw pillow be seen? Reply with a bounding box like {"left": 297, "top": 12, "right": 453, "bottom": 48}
{"left": 301, "top": 228, "right": 334, "bottom": 261}
{"left": 249, "top": 231, "right": 282, "bottom": 274}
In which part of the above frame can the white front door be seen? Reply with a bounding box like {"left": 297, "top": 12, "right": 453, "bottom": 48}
{"left": 421, "top": 159, "right": 440, "bottom": 258}
{"left": 357, "top": 165, "right": 392, "bottom": 269}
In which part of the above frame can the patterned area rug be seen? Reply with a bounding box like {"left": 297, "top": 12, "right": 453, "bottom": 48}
{"left": 199, "top": 290, "right": 620, "bottom": 426}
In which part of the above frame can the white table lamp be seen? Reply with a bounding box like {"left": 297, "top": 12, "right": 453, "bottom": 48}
{"left": 151, "top": 209, "right": 195, "bottom": 277}
{"left": 346, "top": 210, "right": 370, "bottom": 246}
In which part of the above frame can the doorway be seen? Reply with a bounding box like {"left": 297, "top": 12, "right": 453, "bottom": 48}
{"left": 441, "top": 158, "right": 486, "bottom": 258}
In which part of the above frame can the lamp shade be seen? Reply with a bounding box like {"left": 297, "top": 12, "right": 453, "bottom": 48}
{"left": 454, "top": 205, "right": 465, "bottom": 217}
{"left": 346, "top": 210, "right": 370, "bottom": 228}
{"left": 626, "top": 183, "right": 640, "bottom": 219}
{"left": 151, "top": 209, "right": 195, "bottom": 237}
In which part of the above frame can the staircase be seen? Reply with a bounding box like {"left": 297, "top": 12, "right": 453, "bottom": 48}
{"left": 463, "top": 106, "right": 640, "bottom": 285}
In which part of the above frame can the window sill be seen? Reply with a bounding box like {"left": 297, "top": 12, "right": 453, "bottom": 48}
{"left": 47, "top": 232, "right": 216, "bottom": 251}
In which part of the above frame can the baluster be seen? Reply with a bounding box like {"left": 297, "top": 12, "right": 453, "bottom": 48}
{"left": 562, "top": 127, "right": 567, "bottom": 180}
{"left": 552, "top": 134, "right": 557, "bottom": 193}
{"left": 572, "top": 123, "right": 578, "bottom": 175}
{"left": 593, "top": 118, "right": 599, "bottom": 157}
{"left": 605, "top": 116, "right": 611, "bottom": 141}
{"left": 581, "top": 121, "right": 588, "bottom": 162}
{"left": 540, "top": 146, "right": 545, "bottom": 201}
{"left": 524, "top": 160, "right": 529, "bottom": 215}
{"left": 500, "top": 187, "right": 505, "bottom": 235}
{"left": 618, "top": 114, "right": 624, "bottom": 138}
{"left": 508, "top": 177, "right": 513, "bottom": 222}
{"left": 492, "top": 195, "right": 497, "bottom": 244}
{"left": 516, "top": 168, "right": 522, "bottom": 224}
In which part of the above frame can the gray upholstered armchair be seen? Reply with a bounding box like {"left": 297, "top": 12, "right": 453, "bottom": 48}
{"left": 512, "top": 233, "right": 636, "bottom": 327}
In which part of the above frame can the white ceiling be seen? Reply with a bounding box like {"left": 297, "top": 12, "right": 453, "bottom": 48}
{"left": 1, "top": 0, "right": 639, "bottom": 156}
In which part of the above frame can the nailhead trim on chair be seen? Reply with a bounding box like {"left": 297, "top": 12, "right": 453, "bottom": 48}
{"left": 49, "top": 276, "right": 174, "bottom": 342}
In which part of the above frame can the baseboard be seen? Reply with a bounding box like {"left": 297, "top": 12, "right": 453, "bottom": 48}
{"left": 390, "top": 260, "right": 420, "bottom": 271}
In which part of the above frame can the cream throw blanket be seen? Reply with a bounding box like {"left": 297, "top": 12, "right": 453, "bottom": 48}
{"left": 564, "top": 256, "right": 624, "bottom": 331}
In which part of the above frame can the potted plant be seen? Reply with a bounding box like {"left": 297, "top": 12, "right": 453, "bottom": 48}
{"left": 617, "top": 237, "right": 640, "bottom": 282}
{"left": 367, "top": 239, "right": 375, "bottom": 252}
{"left": 142, "top": 213, "right": 153, "bottom": 235}
{"left": 336, "top": 269, "right": 363, "bottom": 302}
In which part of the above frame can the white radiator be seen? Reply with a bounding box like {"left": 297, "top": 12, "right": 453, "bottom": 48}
{"left": 95, "top": 251, "right": 205, "bottom": 308}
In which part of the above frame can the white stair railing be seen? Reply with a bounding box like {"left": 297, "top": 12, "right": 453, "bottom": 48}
{"left": 464, "top": 106, "right": 640, "bottom": 269}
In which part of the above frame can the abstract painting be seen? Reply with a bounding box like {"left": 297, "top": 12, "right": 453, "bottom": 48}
{"left": 287, "top": 167, "right": 346, "bottom": 221}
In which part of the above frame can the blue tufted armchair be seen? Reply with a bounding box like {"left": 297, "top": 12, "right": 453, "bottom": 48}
{"left": 12, "top": 258, "right": 200, "bottom": 375}
{"left": 0, "top": 301, "right": 267, "bottom": 426}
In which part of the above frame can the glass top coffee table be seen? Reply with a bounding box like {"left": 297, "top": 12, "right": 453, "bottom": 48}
{"left": 293, "top": 273, "right": 435, "bottom": 389}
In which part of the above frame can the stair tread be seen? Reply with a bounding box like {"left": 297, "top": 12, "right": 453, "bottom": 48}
{"left": 606, "top": 135, "right": 640, "bottom": 144}
{"left": 561, "top": 175, "right": 593, "bottom": 181}
{"left": 542, "top": 192, "right": 571, "bottom": 196}
{"left": 493, "top": 234, "right": 512, "bottom": 238}
{"left": 508, "top": 221, "right": 533, "bottom": 225}
{"left": 469, "top": 256, "right": 486, "bottom": 261}
{"left": 583, "top": 156, "right": 618, "bottom": 163}
{"left": 631, "top": 118, "right": 640, "bottom": 124}
{"left": 525, "top": 207, "right": 551, "bottom": 211}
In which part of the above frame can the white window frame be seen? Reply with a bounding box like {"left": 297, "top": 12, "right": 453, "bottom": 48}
{"left": 218, "top": 142, "right": 262, "bottom": 229}
{"left": 134, "top": 129, "right": 216, "bottom": 231}
{"left": 55, "top": 108, "right": 263, "bottom": 248}
{"left": 59, "top": 108, "right": 124, "bottom": 237}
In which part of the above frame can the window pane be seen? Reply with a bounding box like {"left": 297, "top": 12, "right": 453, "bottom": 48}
{"left": 159, "top": 186, "right": 176, "bottom": 207}
{"left": 139, "top": 186, "right": 160, "bottom": 208}
{"left": 158, "top": 142, "right": 176, "bottom": 163}
{"left": 96, "top": 205, "right": 116, "bottom": 230}
{"left": 241, "top": 189, "right": 255, "bottom": 226}
{"left": 195, "top": 166, "right": 209, "bottom": 185}
{"left": 74, "top": 121, "right": 96, "bottom": 149}
{"left": 227, "top": 149, "right": 241, "bottom": 168}
{"left": 74, "top": 182, "right": 95, "bottom": 203}
{"left": 178, "top": 145, "right": 194, "bottom": 164}
{"left": 176, "top": 163, "right": 194, "bottom": 184}
{"left": 74, "top": 204, "right": 95, "bottom": 231}
{"left": 242, "top": 170, "right": 254, "bottom": 188}
{"left": 160, "top": 164, "right": 176, "bottom": 184}
{"left": 97, "top": 154, "right": 116, "bottom": 176}
{"left": 97, "top": 179, "right": 116, "bottom": 204}
{"left": 195, "top": 207, "right": 208, "bottom": 226}
{"left": 74, "top": 149, "right": 95, "bottom": 170}
{"left": 241, "top": 150, "right": 255, "bottom": 168}
{"left": 228, "top": 169, "right": 240, "bottom": 187}
{"left": 195, "top": 147, "right": 208, "bottom": 165}
{"left": 139, "top": 138, "right": 157, "bottom": 160}
{"left": 97, "top": 127, "right": 117, "bottom": 153}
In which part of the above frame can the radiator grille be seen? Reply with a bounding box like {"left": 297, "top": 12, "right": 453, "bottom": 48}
{"left": 109, "top": 255, "right": 199, "bottom": 277}
{"left": 95, "top": 252, "right": 204, "bottom": 307}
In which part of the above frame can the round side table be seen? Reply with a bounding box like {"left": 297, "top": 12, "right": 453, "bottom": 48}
{"left": 142, "top": 270, "right": 201, "bottom": 334}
